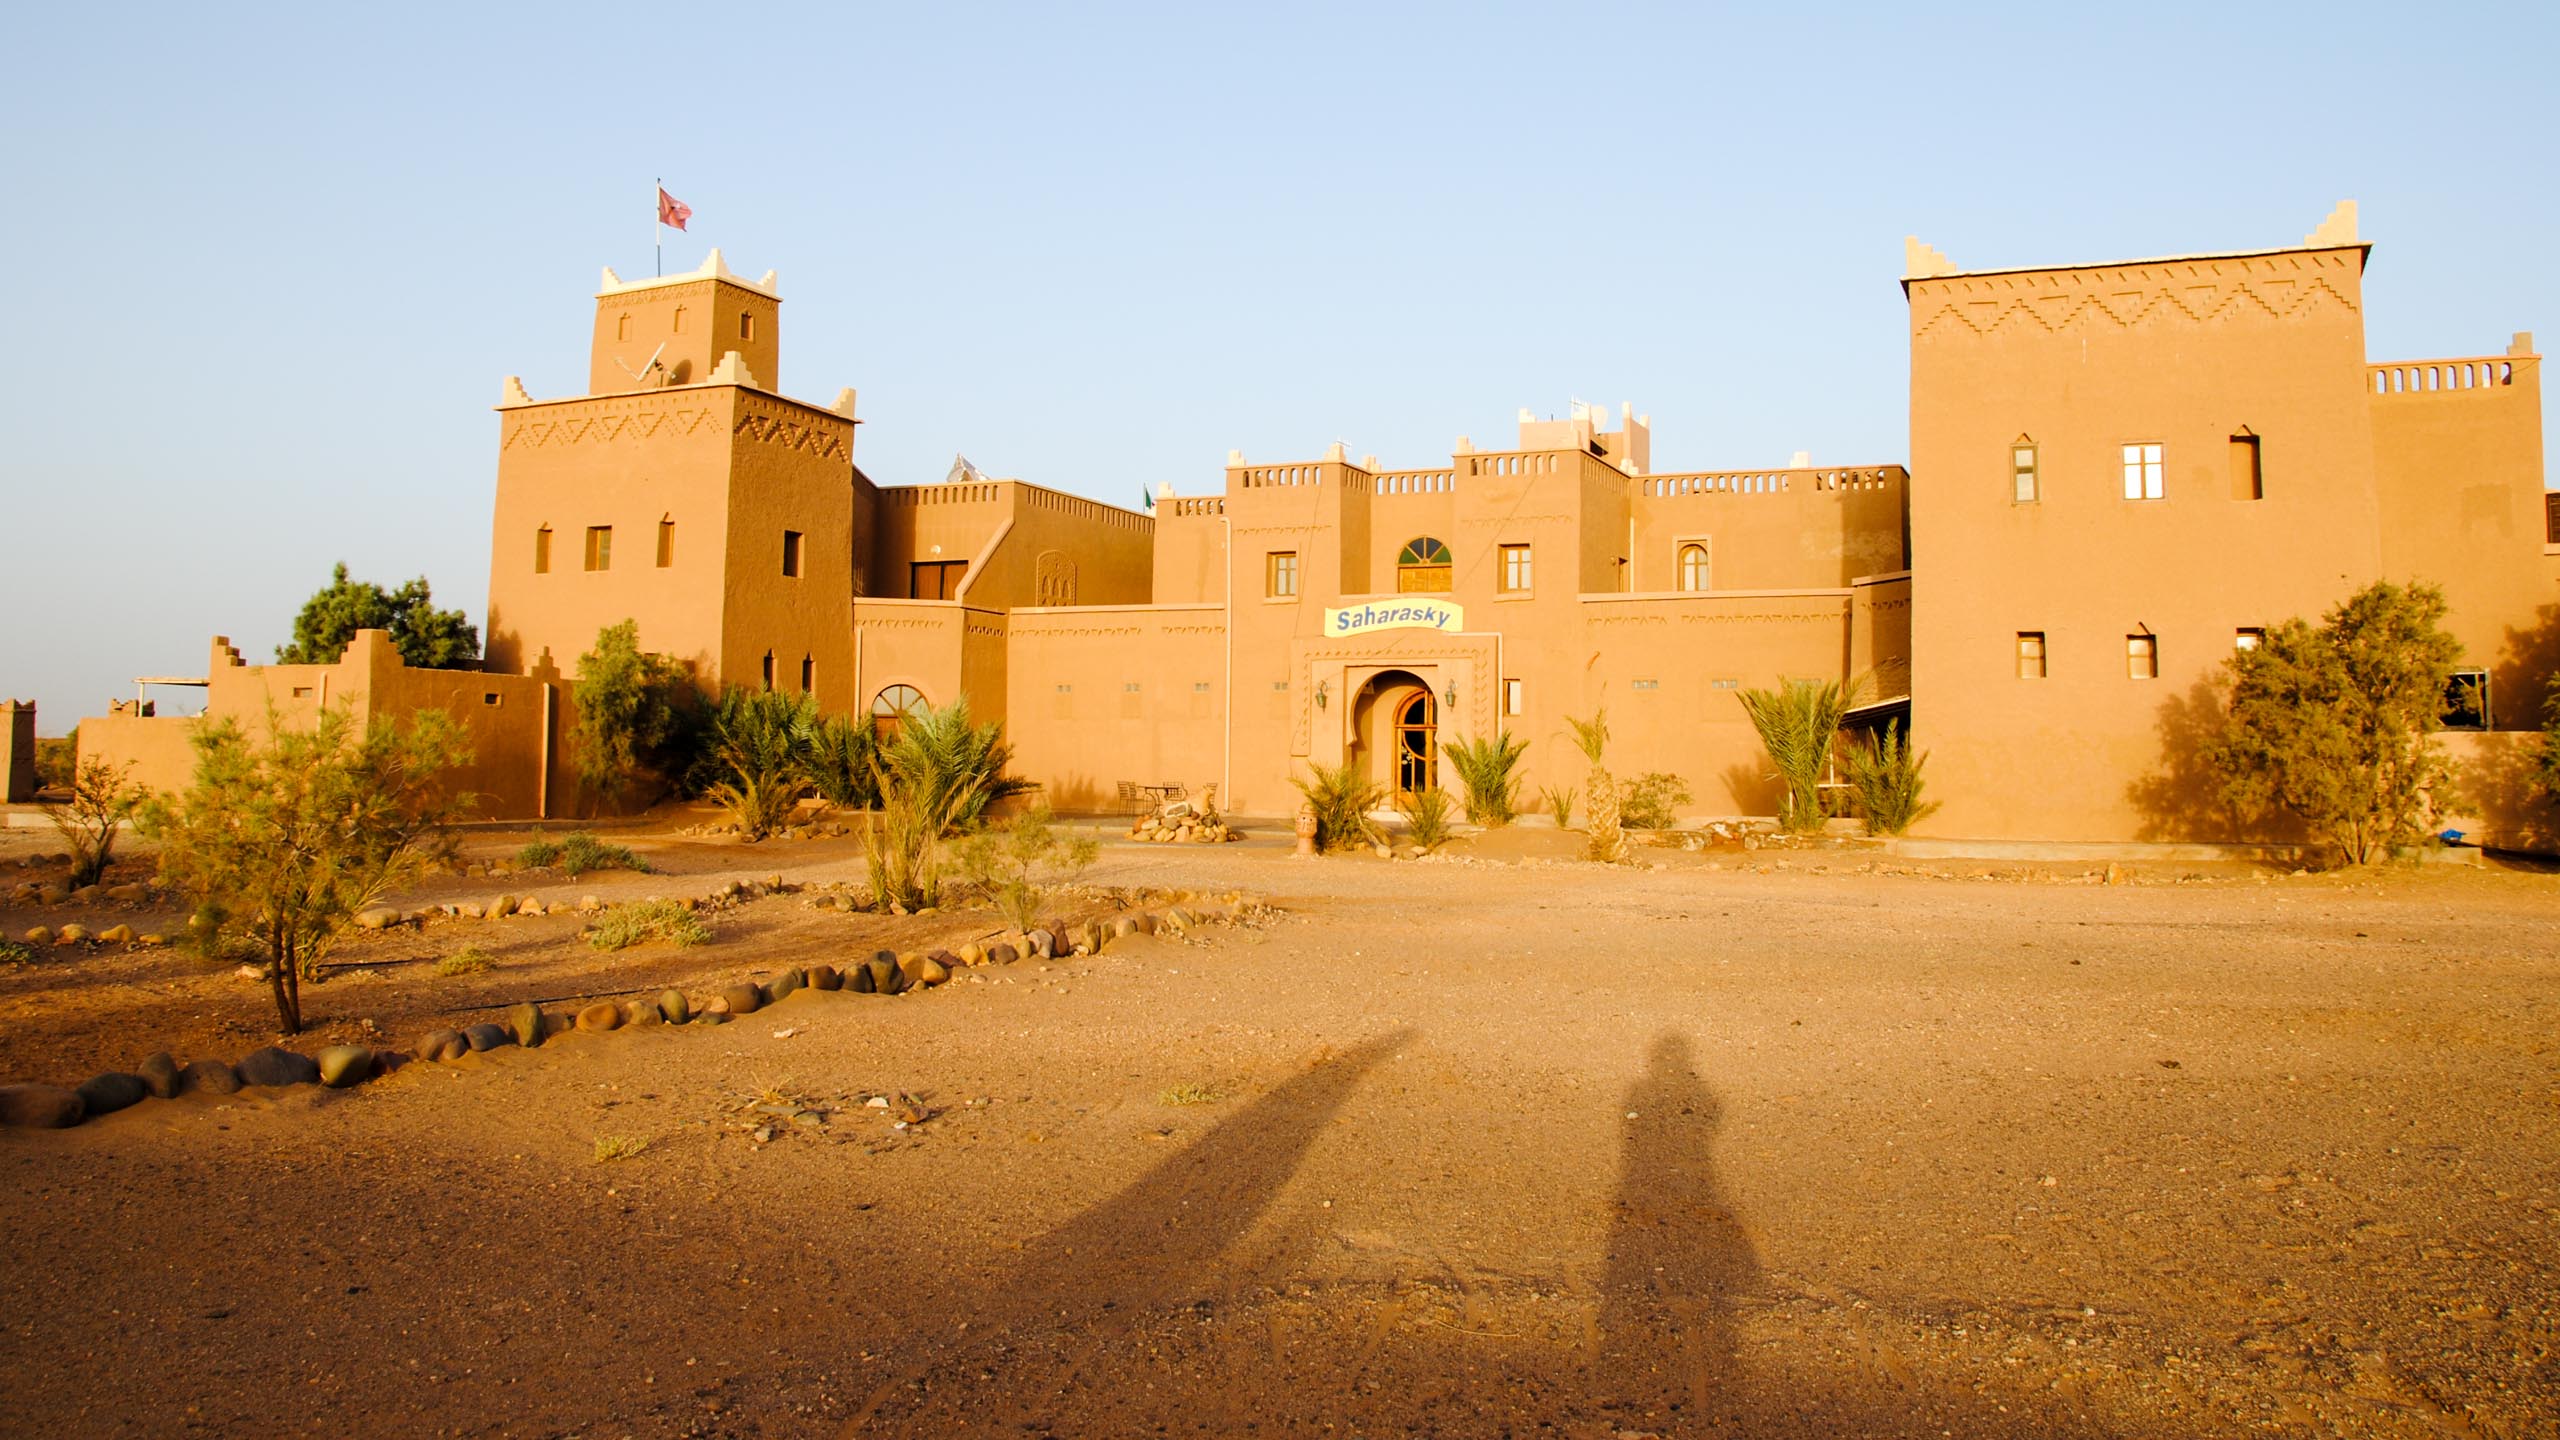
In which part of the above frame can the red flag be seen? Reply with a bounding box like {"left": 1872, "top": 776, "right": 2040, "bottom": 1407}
{"left": 657, "top": 187, "right": 691, "bottom": 231}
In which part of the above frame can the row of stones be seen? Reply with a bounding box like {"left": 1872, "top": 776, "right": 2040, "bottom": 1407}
{"left": 0, "top": 900, "right": 1244, "bottom": 1130}
{"left": 7, "top": 876, "right": 159, "bottom": 909}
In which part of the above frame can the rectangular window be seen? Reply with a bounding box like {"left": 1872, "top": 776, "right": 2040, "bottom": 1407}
{"left": 2126, "top": 634, "right": 2158, "bottom": 680}
{"left": 1499, "top": 543, "right": 1533, "bottom": 592}
{"left": 1504, "top": 678, "right": 1523, "bottom": 716}
{"left": 2235, "top": 627, "right": 2265, "bottom": 652}
{"left": 2545, "top": 492, "right": 2559, "bottom": 544}
{"left": 1266, "top": 551, "right": 1298, "bottom": 598}
{"left": 584, "top": 525, "right": 612, "bottom": 571}
{"left": 740, "top": 312, "right": 756, "bottom": 341}
{"left": 2442, "top": 669, "right": 2491, "bottom": 730}
{"left": 533, "top": 527, "right": 552, "bottom": 574}
{"left": 1193, "top": 681, "right": 1211, "bottom": 693}
{"left": 2229, "top": 433, "right": 2263, "bottom": 500}
{"left": 799, "top": 656, "right": 814, "bottom": 693}
{"left": 2017, "top": 631, "right": 2047, "bottom": 680}
{"left": 1631, "top": 678, "right": 1660, "bottom": 691}
{"left": 760, "top": 652, "right": 774, "bottom": 690}
{"left": 656, "top": 519, "right": 674, "bottom": 567}
{"left": 2122, "top": 443, "right": 2163, "bottom": 501}
{"left": 909, "top": 561, "right": 966, "bottom": 599}
{"left": 2012, "top": 443, "right": 2038, "bottom": 503}
{"left": 781, "top": 529, "right": 804, "bottom": 578}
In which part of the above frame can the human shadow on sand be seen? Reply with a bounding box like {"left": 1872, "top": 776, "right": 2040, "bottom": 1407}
{"left": 847, "top": 1028, "right": 2123, "bottom": 1438}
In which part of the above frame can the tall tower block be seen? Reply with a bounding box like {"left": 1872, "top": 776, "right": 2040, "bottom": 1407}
{"left": 589, "top": 249, "right": 782, "bottom": 393}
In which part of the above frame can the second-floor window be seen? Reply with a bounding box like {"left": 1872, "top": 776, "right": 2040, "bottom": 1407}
{"left": 909, "top": 561, "right": 966, "bottom": 599}
{"left": 2012, "top": 439, "right": 2039, "bottom": 502}
{"left": 1267, "top": 551, "right": 1298, "bottom": 598}
{"left": 1677, "top": 542, "right": 1710, "bottom": 592}
{"left": 2126, "top": 633, "right": 2158, "bottom": 679}
{"left": 781, "top": 529, "right": 804, "bottom": 578}
{"left": 1396, "top": 536, "right": 1453, "bottom": 593}
{"left": 584, "top": 526, "right": 612, "bottom": 571}
{"left": 1499, "top": 544, "right": 1532, "bottom": 592}
{"left": 2122, "top": 443, "right": 2163, "bottom": 501}
{"left": 2017, "top": 631, "right": 2047, "bottom": 679}
{"left": 534, "top": 525, "right": 552, "bottom": 574}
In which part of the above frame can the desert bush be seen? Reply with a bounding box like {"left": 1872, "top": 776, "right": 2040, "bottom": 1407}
{"left": 702, "top": 688, "right": 821, "bottom": 841}
{"left": 516, "top": 836, "right": 562, "bottom": 868}
{"left": 2202, "top": 580, "right": 2463, "bottom": 866}
{"left": 517, "top": 831, "right": 647, "bottom": 876}
{"left": 49, "top": 758, "right": 141, "bottom": 888}
{"left": 1539, "top": 784, "right": 1575, "bottom": 829}
{"left": 1400, "top": 787, "right": 1456, "bottom": 851}
{"left": 572, "top": 620, "right": 700, "bottom": 812}
{"left": 1845, "top": 721, "right": 1938, "bottom": 835}
{"left": 592, "top": 1134, "right": 649, "bottom": 1162}
{"left": 277, "top": 561, "right": 478, "bottom": 669}
{"left": 434, "top": 947, "right": 496, "bottom": 977}
{"left": 1293, "top": 759, "right": 1385, "bottom": 853}
{"left": 2537, "top": 675, "right": 2560, "bottom": 810}
{"left": 1158, "top": 1083, "right": 1224, "bottom": 1106}
{"left": 808, "top": 712, "right": 880, "bottom": 810}
{"left": 1618, "top": 772, "right": 1693, "bottom": 830}
{"left": 1565, "top": 709, "right": 1625, "bottom": 863}
{"left": 587, "top": 898, "right": 710, "bottom": 951}
{"left": 953, "top": 805, "right": 1100, "bottom": 932}
{"left": 0, "top": 939, "right": 37, "bottom": 966}
{"left": 142, "top": 704, "right": 472, "bottom": 1033}
{"left": 1441, "top": 731, "right": 1528, "bottom": 826}
{"left": 1738, "top": 677, "right": 1853, "bottom": 834}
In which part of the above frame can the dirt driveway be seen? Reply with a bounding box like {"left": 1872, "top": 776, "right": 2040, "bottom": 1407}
{"left": 1, "top": 836, "right": 2554, "bottom": 1438}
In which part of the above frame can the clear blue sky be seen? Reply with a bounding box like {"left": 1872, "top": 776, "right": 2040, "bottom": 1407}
{"left": 4, "top": 1, "right": 2554, "bottom": 728}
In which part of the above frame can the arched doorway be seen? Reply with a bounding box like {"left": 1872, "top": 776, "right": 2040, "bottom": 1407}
{"left": 1349, "top": 669, "right": 1437, "bottom": 802}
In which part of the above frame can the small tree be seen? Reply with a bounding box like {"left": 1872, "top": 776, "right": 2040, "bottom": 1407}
{"left": 572, "top": 620, "right": 698, "bottom": 813}
{"left": 2203, "top": 580, "right": 2463, "bottom": 866}
{"left": 1442, "top": 731, "right": 1528, "bottom": 826}
{"left": 1398, "top": 787, "right": 1456, "bottom": 851}
{"left": 954, "top": 805, "right": 1099, "bottom": 931}
{"left": 1843, "top": 721, "right": 1938, "bottom": 836}
{"left": 864, "top": 737, "right": 987, "bottom": 912}
{"left": 141, "top": 705, "right": 472, "bottom": 1033}
{"left": 888, "top": 696, "right": 1034, "bottom": 834}
{"left": 1565, "top": 708, "right": 1625, "bottom": 863}
{"left": 1737, "top": 677, "right": 1852, "bottom": 834}
{"left": 808, "top": 712, "right": 880, "bottom": 810}
{"left": 48, "top": 758, "right": 142, "bottom": 888}
{"left": 277, "top": 562, "right": 480, "bottom": 669}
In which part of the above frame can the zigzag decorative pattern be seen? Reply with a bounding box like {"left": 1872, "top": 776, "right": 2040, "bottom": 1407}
{"left": 502, "top": 407, "right": 717, "bottom": 451}
{"left": 1910, "top": 254, "right": 2361, "bottom": 342}
{"left": 732, "top": 406, "right": 851, "bottom": 461}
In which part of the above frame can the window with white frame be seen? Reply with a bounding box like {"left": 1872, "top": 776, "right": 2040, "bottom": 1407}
{"left": 2122, "top": 443, "right": 2163, "bottom": 500}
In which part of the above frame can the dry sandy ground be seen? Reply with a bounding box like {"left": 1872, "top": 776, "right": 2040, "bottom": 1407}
{"left": 1, "top": 829, "right": 2556, "bottom": 1438}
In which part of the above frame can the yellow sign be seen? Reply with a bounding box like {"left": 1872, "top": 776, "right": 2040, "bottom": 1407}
{"left": 1325, "top": 599, "right": 1465, "bottom": 637}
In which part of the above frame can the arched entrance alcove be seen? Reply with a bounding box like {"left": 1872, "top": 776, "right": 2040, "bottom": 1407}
{"left": 1348, "top": 668, "right": 1436, "bottom": 801}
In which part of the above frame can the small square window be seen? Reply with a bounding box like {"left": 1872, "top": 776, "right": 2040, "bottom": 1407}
{"left": 2126, "top": 634, "right": 2158, "bottom": 680}
{"left": 1631, "top": 678, "right": 1660, "bottom": 691}
{"left": 781, "top": 529, "right": 804, "bottom": 578}
{"left": 291, "top": 686, "right": 314, "bottom": 700}
{"left": 2122, "top": 443, "right": 2163, "bottom": 501}
{"left": 1056, "top": 684, "right": 1073, "bottom": 694}
{"left": 2235, "top": 627, "right": 2265, "bottom": 652}
{"left": 2017, "top": 632, "right": 2047, "bottom": 679}
{"left": 1503, "top": 678, "right": 1523, "bottom": 715}
{"left": 1267, "top": 551, "right": 1298, "bottom": 598}
{"left": 584, "top": 525, "right": 612, "bottom": 571}
{"left": 1272, "top": 681, "right": 1289, "bottom": 692}
{"left": 482, "top": 692, "right": 501, "bottom": 707}
{"left": 2012, "top": 440, "right": 2038, "bottom": 503}
{"left": 1193, "top": 681, "right": 1211, "bottom": 693}
{"left": 1123, "top": 682, "right": 1141, "bottom": 693}
{"left": 1499, "top": 543, "right": 1532, "bottom": 593}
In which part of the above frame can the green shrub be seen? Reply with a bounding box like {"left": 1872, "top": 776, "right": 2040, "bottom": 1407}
{"left": 1292, "top": 760, "right": 1384, "bottom": 853}
{"left": 34, "top": 731, "right": 76, "bottom": 790}
{"left": 434, "top": 947, "right": 496, "bottom": 977}
{"left": 953, "top": 805, "right": 1098, "bottom": 932}
{"left": 0, "top": 939, "right": 38, "bottom": 966}
{"left": 882, "top": 697, "right": 1034, "bottom": 835}
{"left": 515, "top": 836, "right": 562, "bottom": 868}
{"left": 1539, "top": 785, "right": 1575, "bottom": 829}
{"left": 1845, "top": 722, "right": 1938, "bottom": 835}
{"left": 49, "top": 758, "right": 142, "bottom": 889}
{"left": 1738, "top": 678, "right": 1853, "bottom": 834}
{"left": 702, "top": 688, "right": 820, "bottom": 841}
{"left": 1400, "top": 787, "right": 1455, "bottom": 851}
{"left": 808, "top": 713, "right": 879, "bottom": 809}
{"left": 592, "top": 1134, "right": 649, "bottom": 1162}
{"left": 587, "top": 899, "right": 711, "bottom": 951}
{"left": 516, "top": 831, "right": 646, "bottom": 875}
{"left": 1158, "top": 1083, "right": 1224, "bottom": 1106}
{"left": 1618, "top": 772, "right": 1693, "bottom": 830}
{"left": 1441, "top": 731, "right": 1528, "bottom": 826}
{"left": 572, "top": 620, "right": 702, "bottom": 812}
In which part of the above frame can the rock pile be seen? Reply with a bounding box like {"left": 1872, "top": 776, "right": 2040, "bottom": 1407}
{"left": 1127, "top": 800, "right": 1240, "bottom": 845}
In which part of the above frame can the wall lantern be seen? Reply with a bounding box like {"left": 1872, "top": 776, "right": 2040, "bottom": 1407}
{"left": 1441, "top": 682, "right": 1458, "bottom": 710}
{"left": 1314, "top": 680, "right": 1329, "bottom": 710}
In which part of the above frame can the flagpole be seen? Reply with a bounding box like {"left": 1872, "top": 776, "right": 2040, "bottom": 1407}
{"left": 654, "top": 176, "right": 662, "bottom": 277}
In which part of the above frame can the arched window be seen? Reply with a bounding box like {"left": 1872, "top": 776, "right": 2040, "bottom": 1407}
{"left": 1677, "top": 543, "right": 1710, "bottom": 592}
{"left": 1396, "top": 536, "right": 1452, "bottom": 593}
{"left": 870, "top": 683, "right": 927, "bottom": 741}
